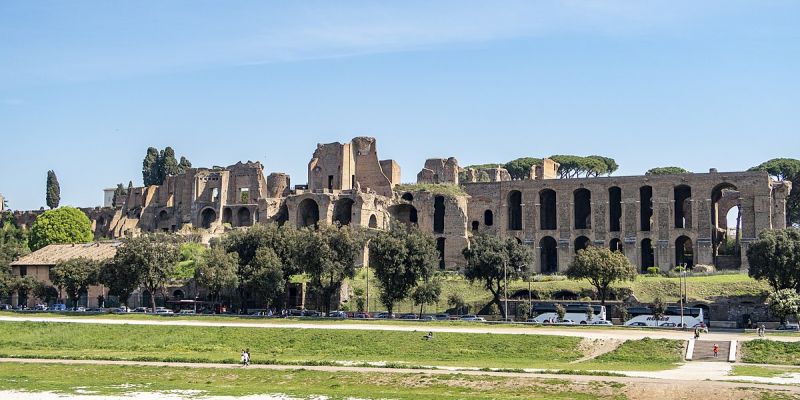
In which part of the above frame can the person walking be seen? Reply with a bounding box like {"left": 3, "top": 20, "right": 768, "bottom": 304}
{"left": 713, "top": 343, "right": 719, "bottom": 358}
{"left": 245, "top": 348, "right": 251, "bottom": 366}
{"left": 240, "top": 349, "right": 247, "bottom": 366}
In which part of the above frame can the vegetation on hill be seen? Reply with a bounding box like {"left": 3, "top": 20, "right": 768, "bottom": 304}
{"left": 740, "top": 339, "right": 800, "bottom": 366}
{"left": 28, "top": 206, "right": 92, "bottom": 251}
{"left": 395, "top": 183, "right": 467, "bottom": 196}
{"left": 644, "top": 166, "right": 691, "bottom": 176}
{"left": 750, "top": 157, "right": 800, "bottom": 225}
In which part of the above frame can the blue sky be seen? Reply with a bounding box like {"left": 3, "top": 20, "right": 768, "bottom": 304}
{"left": 1, "top": 1, "right": 798, "bottom": 210}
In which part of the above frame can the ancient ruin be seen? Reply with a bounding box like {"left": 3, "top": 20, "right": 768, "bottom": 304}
{"left": 3, "top": 137, "right": 792, "bottom": 273}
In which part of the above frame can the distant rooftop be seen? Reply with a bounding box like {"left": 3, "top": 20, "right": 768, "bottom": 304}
{"left": 11, "top": 242, "right": 119, "bottom": 266}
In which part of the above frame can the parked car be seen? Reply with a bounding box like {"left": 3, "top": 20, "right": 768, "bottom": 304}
{"left": 628, "top": 322, "right": 648, "bottom": 327}
{"left": 69, "top": 307, "right": 86, "bottom": 312}
{"left": 777, "top": 323, "right": 800, "bottom": 331}
{"left": 353, "top": 312, "right": 370, "bottom": 319}
{"left": 435, "top": 313, "right": 450, "bottom": 321}
{"left": 132, "top": 307, "right": 149, "bottom": 313}
{"left": 111, "top": 307, "right": 129, "bottom": 313}
{"left": 0, "top": 304, "right": 12, "bottom": 310}
{"left": 49, "top": 304, "right": 67, "bottom": 312}
{"left": 178, "top": 310, "right": 196, "bottom": 315}
{"left": 328, "top": 311, "right": 347, "bottom": 318}
{"left": 287, "top": 309, "right": 304, "bottom": 317}
{"left": 460, "top": 315, "right": 486, "bottom": 322}
{"left": 399, "top": 313, "right": 418, "bottom": 320}
{"left": 659, "top": 322, "right": 677, "bottom": 328}
{"left": 420, "top": 315, "right": 436, "bottom": 321}
{"left": 525, "top": 318, "right": 541, "bottom": 324}
{"left": 85, "top": 308, "right": 106, "bottom": 313}
{"left": 591, "top": 320, "right": 614, "bottom": 326}
{"left": 375, "top": 312, "right": 395, "bottom": 319}
{"left": 155, "top": 308, "right": 174, "bottom": 314}
{"left": 33, "top": 304, "right": 48, "bottom": 311}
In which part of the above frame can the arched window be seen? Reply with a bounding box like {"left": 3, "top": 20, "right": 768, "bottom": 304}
{"left": 675, "top": 235, "right": 693, "bottom": 267}
{"left": 484, "top": 210, "right": 494, "bottom": 226}
{"left": 539, "top": 189, "right": 557, "bottom": 230}
{"left": 609, "top": 187, "right": 622, "bottom": 232}
{"left": 368, "top": 214, "right": 378, "bottom": 229}
{"left": 539, "top": 236, "right": 558, "bottom": 274}
{"left": 297, "top": 198, "right": 320, "bottom": 228}
{"left": 640, "top": 186, "right": 653, "bottom": 231}
{"left": 508, "top": 191, "right": 522, "bottom": 231}
{"left": 641, "top": 238, "right": 655, "bottom": 272}
{"left": 609, "top": 238, "right": 623, "bottom": 254}
{"left": 237, "top": 207, "right": 252, "bottom": 227}
{"left": 433, "top": 196, "right": 445, "bottom": 234}
{"left": 333, "top": 198, "right": 354, "bottom": 226}
{"left": 574, "top": 188, "right": 591, "bottom": 229}
{"left": 674, "top": 185, "right": 692, "bottom": 229}
{"left": 199, "top": 208, "right": 216, "bottom": 229}
{"left": 574, "top": 236, "right": 590, "bottom": 254}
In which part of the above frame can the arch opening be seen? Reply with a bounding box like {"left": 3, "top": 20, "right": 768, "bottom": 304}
{"left": 674, "top": 185, "right": 692, "bottom": 229}
{"left": 609, "top": 187, "right": 622, "bottom": 232}
{"left": 401, "top": 192, "right": 414, "bottom": 202}
{"left": 640, "top": 186, "right": 653, "bottom": 231}
{"left": 433, "top": 196, "right": 445, "bottom": 234}
{"left": 675, "top": 235, "right": 694, "bottom": 268}
{"left": 297, "top": 198, "right": 320, "bottom": 228}
{"left": 368, "top": 214, "right": 378, "bottom": 229}
{"left": 237, "top": 207, "right": 252, "bottom": 227}
{"left": 609, "top": 238, "right": 623, "bottom": 254}
{"left": 540, "top": 236, "right": 558, "bottom": 274}
{"left": 574, "top": 188, "right": 591, "bottom": 229}
{"left": 508, "top": 191, "right": 522, "bottom": 231}
{"left": 333, "top": 198, "right": 354, "bottom": 226}
{"left": 641, "top": 238, "right": 655, "bottom": 272}
{"left": 200, "top": 208, "right": 216, "bottom": 229}
{"left": 539, "top": 189, "right": 557, "bottom": 230}
{"left": 389, "top": 204, "right": 418, "bottom": 227}
{"left": 436, "top": 237, "right": 446, "bottom": 270}
{"left": 222, "top": 207, "right": 233, "bottom": 225}
{"left": 711, "top": 183, "right": 741, "bottom": 259}
{"left": 574, "top": 235, "right": 590, "bottom": 254}
{"left": 471, "top": 221, "right": 479, "bottom": 231}
{"left": 484, "top": 210, "right": 494, "bottom": 226}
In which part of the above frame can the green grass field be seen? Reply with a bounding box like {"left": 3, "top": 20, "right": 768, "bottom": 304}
{"left": 730, "top": 365, "right": 800, "bottom": 378}
{"left": 348, "top": 272, "right": 770, "bottom": 314}
{"left": 0, "top": 362, "right": 627, "bottom": 399}
{"left": 0, "top": 321, "right": 683, "bottom": 371}
{"left": 740, "top": 340, "right": 800, "bottom": 366}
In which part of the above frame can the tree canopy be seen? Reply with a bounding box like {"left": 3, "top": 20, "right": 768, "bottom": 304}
{"left": 503, "top": 157, "right": 542, "bottom": 180}
{"left": 750, "top": 158, "right": 800, "bottom": 225}
{"left": 566, "top": 246, "right": 637, "bottom": 305}
{"left": 747, "top": 228, "right": 800, "bottom": 292}
{"left": 45, "top": 170, "right": 60, "bottom": 209}
{"left": 368, "top": 224, "right": 439, "bottom": 315}
{"left": 195, "top": 246, "right": 239, "bottom": 303}
{"left": 645, "top": 166, "right": 691, "bottom": 176}
{"left": 110, "top": 234, "right": 181, "bottom": 310}
{"left": 462, "top": 233, "right": 533, "bottom": 319}
{"left": 766, "top": 289, "right": 800, "bottom": 325}
{"left": 29, "top": 207, "right": 93, "bottom": 251}
{"left": 142, "top": 146, "right": 192, "bottom": 186}
{"left": 548, "top": 155, "right": 617, "bottom": 178}
{"left": 50, "top": 257, "right": 100, "bottom": 307}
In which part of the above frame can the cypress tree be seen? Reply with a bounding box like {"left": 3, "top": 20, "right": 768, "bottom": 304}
{"left": 142, "top": 147, "right": 159, "bottom": 186}
{"left": 45, "top": 170, "right": 60, "bottom": 209}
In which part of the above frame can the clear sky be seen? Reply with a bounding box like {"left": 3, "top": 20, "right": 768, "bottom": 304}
{"left": 1, "top": 1, "right": 798, "bottom": 210}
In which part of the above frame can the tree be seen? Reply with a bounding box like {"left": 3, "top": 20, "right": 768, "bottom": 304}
{"left": 32, "top": 282, "right": 59, "bottom": 304}
{"left": 297, "top": 225, "right": 363, "bottom": 313}
{"left": 750, "top": 158, "right": 800, "bottom": 225}
{"left": 99, "top": 260, "right": 139, "bottom": 308}
{"left": 503, "top": 157, "right": 542, "bottom": 180}
{"left": 112, "top": 183, "right": 127, "bottom": 207}
{"left": 747, "top": 228, "right": 800, "bottom": 292}
{"left": 411, "top": 278, "right": 442, "bottom": 317}
{"left": 112, "top": 234, "right": 181, "bottom": 311}
{"left": 195, "top": 246, "right": 239, "bottom": 304}
{"left": 462, "top": 234, "right": 533, "bottom": 319}
{"left": 447, "top": 292, "right": 467, "bottom": 315}
{"left": 178, "top": 156, "right": 192, "bottom": 174}
{"left": 585, "top": 304, "right": 595, "bottom": 321}
{"left": 369, "top": 224, "right": 438, "bottom": 315}
{"left": 587, "top": 155, "right": 619, "bottom": 176}
{"left": 45, "top": 170, "right": 60, "bottom": 209}
{"left": 157, "top": 147, "right": 180, "bottom": 183}
{"left": 618, "top": 305, "right": 630, "bottom": 323}
{"left": 566, "top": 246, "right": 637, "bottom": 305}
{"left": 0, "top": 215, "right": 29, "bottom": 272}
{"left": 142, "top": 147, "right": 159, "bottom": 186}
{"left": 29, "top": 207, "right": 93, "bottom": 251}
{"left": 555, "top": 303, "right": 566, "bottom": 321}
{"left": 50, "top": 257, "right": 100, "bottom": 307}
{"left": 241, "top": 247, "right": 284, "bottom": 308}
{"left": 651, "top": 297, "right": 666, "bottom": 327}
{"left": 766, "top": 289, "right": 800, "bottom": 325}
{"left": 645, "top": 167, "right": 691, "bottom": 176}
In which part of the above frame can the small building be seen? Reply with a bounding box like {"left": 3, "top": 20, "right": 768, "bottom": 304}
{"left": 103, "top": 188, "right": 116, "bottom": 208}
{"left": 10, "top": 242, "right": 118, "bottom": 308}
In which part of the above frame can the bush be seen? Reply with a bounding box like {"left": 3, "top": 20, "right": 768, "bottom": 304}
{"left": 646, "top": 267, "right": 661, "bottom": 276}
{"left": 533, "top": 274, "right": 567, "bottom": 282}
{"left": 608, "top": 287, "right": 633, "bottom": 300}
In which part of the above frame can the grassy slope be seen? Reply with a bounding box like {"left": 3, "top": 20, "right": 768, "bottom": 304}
{"left": 349, "top": 272, "right": 770, "bottom": 314}
{"left": 0, "top": 321, "right": 682, "bottom": 371}
{"left": 740, "top": 340, "right": 800, "bottom": 366}
{"left": 0, "top": 362, "right": 625, "bottom": 400}
{"left": 731, "top": 365, "right": 800, "bottom": 377}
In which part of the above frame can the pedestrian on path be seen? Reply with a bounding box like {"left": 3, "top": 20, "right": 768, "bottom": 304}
{"left": 713, "top": 343, "right": 719, "bottom": 358}
{"left": 240, "top": 349, "right": 248, "bottom": 366}
{"left": 245, "top": 348, "right": 251, "bottom": 366}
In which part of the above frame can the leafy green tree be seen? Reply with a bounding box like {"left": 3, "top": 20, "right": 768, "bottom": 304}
{"left": 98, "top": 260, "right": 139, "bottom": 308}
{"left": 645, "top": 166, "right": 691, "bottom": 176}
{"left": 555, "top": 303, "right": 566, "bottom": 321}
{"left": 0, "top": 215, "right": 29, "bottom": 272}
{"left": 297, "top": 225, "right": 363, "bottom": 313}
{"left": 157, "top": 147, "right": 180, "bottom": 183}
{"left": 32, "top": 282, "right": 59, "bottom": 304}
{"left": 462, "top": 233, "right": 534, "bottom": 319}
{"left": 29, "top": 207, "right": 93, "bottom": 251}
{"left": 195, "top": 246, "right": 239, "bottom": 303}
{"left": 112, "top": 183, "right": 127, "bottom": 207}
{"left": 50, "top": 257, "right": 101, "bottom": 307}
{"left": 411, "top": 277, "right": 442, "bottom": 317}
{"left": 566, "top": 246, "right": 637, "bottom": 305}
{"left": 178, "top": 156, "right": 192, "bottom": 174}
{"left": 13, "top": 275, "right": 38, "bottom": 305}
{"left": 747, "top": 228, "right": 800, "bottom": 291}
{"left": 369, "top": 224, "right": 439, "bottom": 315}
{"left": 618, "top": 305, "right": 630, "bottom": 322}
{"left": 45, "top": 170, "right": 60, "bottom": 209}
{"left": 447, "top": 292, "right": 467, "bottom": 315}
{"left": 112, "top": 234, "right": 181, "bottom": 311}
{"left": 174, "top": 242, "right": 206, "bottom": 280}
{"left": 766, "top": 289, "right": 800, "bottom": 325}
{"left": 750, "top": 158, "right": 800, "bottom": 225}
{"left": 585, "top": 304, "right": 595, "bottom": 321}
{"left": 651, "top": 297, "right": 666, "bottom": 327}
{"left": 503, "top": 157, "right": 542, "bottom": 180}
{"left": 242, "top": 247, "right": 284, "bottom": 308}
{"left": 142, "top": 147, "right": 159, "bottom": 186}
{"left": 587, "top": 155, "right": 618, "bottom": 176}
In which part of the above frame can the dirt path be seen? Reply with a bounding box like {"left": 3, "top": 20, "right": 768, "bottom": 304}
{"left": 3, "top": 315, "right": 797, "bottom": 343}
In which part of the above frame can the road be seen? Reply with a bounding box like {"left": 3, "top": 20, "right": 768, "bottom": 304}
{"left": 1, "top": 315, "right": 798, "bottom": 342}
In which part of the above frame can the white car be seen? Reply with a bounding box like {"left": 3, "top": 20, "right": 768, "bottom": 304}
{"left": 591, "top": 320, "right": 613, "bottom": 326}
{"left": 178, "top": 310, "right": 195, "bottom": 315}
{"left": 460, "top": 315, "right": 486, "bottom": 322}
{"left": 155, "top": 307, "right": 174, "bottom": 314}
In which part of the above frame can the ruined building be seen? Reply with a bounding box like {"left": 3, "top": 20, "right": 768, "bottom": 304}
{"left": 5, "top": 137, "right": 791, "bottom": 273}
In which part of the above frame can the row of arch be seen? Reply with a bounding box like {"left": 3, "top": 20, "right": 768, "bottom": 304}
{"left": 501, "top": 184, "right": 702, "bottom": 232}
{"left": 537, "top": 235, "right": 695, "bottom": 273}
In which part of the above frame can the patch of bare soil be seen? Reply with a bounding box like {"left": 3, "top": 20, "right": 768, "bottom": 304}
{"left": 622, "top": 381, "right": 799, "bottom": 400}
{"left": 571, "top": 338, "right": 624, "bottom": 363}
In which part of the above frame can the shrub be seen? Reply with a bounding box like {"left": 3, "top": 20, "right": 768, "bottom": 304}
{"left": 692, "top": 264, "right": 715, "bottom": 274}
{"left": 646, "top": 266, "right": 661, "bottom": 276}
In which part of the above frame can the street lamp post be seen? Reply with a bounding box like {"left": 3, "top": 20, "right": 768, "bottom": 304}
{"left": 679, "top": 264, "right": 686, "bottom": 329}
{"left": 503, "top": 260, "right": 508, "bottom": 322}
